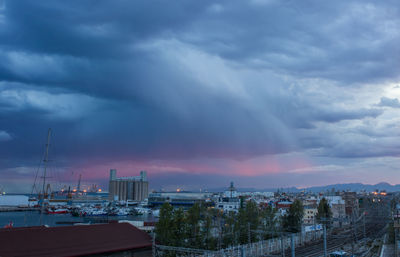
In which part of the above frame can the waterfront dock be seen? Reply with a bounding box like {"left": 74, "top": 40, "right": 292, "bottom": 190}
{"left": 0, "top": 206, "right": 40, "bottom": 212}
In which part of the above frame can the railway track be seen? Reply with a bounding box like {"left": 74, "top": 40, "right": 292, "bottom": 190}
{"left": 282, "top": 198, "right": 391, "bottom": 257}
{"left": 276, "top": 211, "right": 388, "bottom": 256}
{"left": 292, "top": 222, "right": 386, "bottom": 257}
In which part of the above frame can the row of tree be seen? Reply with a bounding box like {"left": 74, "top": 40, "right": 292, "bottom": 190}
{"left": 155, "top": 197, "right": 332, "bottom": 251}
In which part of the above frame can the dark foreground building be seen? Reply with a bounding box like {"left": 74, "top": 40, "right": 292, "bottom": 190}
{"left": 0, "top": 222, "right": 152, "bottom": 257}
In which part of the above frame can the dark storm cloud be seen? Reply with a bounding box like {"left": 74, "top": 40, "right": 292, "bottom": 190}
{"left": 0, "top": 0, "right": 399, "bottom": 190}
{"left": 183, "top": 0, "right": 400, "bottom": 84}
{"left": 311, "top": 108, "right": 383, "bottom": 123}
{"left": 1, "top": 1, "right": 211, "bottom": 57}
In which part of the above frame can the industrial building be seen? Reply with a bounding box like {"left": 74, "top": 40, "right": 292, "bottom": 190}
{"left": 108, "top": 169, "right": 149, "bottom": 202}
{"left": 148, "top": 191, "right": 212, "bottom": 207}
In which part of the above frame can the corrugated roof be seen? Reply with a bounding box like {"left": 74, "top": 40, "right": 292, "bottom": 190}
{"left": 0, "top": 222, "right": 152, "bottom": 257}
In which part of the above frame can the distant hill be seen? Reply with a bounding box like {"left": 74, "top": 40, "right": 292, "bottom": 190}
{"left": 208, "top": 182, "right": 400, "bottom": 193}
{"left": 303, "top": 182, "right": 400, "bottom": 193}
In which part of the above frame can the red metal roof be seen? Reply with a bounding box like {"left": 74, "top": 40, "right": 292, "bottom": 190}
{"left": 0, "top": 222, "right": 152, "bottom": 257}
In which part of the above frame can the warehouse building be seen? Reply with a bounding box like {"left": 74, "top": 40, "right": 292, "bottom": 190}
{"left": 108, "top": 169, "right": 149, "bottom": 202}
{"left": 148, "top": 191, "right": 212, "bottom": 207}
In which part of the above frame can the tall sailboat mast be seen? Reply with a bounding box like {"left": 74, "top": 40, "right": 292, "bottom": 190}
{"left": 40, "top": 128, "right": 51, "bottom": 225}
{"left": 42, "top": 128, "right": 51, "bottom": 198}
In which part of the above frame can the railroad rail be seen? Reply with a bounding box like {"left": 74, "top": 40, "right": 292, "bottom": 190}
{"left": 286, "top": 201, "right": 390, "bottom": 257}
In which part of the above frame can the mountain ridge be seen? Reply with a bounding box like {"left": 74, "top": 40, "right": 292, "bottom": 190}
{"left": 207, "top": 182, "right": 400, "bottom": 193}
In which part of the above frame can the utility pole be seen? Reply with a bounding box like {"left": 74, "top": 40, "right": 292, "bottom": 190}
{"left": 152, "top": 231, "right": 156, "bottom": 257}
{"left": 395, "top": 209, "right": 399, "bottom": 257}
{"left": 363, "top": 212, "right": 366, "bottom": 239}
{"left": 395, "top": 227, "right": 398, "bottom": 257}
{"left": 351, "top": 212, "right": 356, "bottom": 256}
{"left": 291, "top": 233, "right": 295, "bottom": 257}
{"left": 281, "top": 235, "right": 285, "bottom": 257}
{"left": 313, "top": 216, "right": 316, "bottom": 240}
{"left": 40, "top": 128, "right": 51, "bottom": 226}
{"left": 248, "top": 222, "right": 251, "bottom": 244}
{"left": 323, "top": 223, "right": 327, "bottom": 257}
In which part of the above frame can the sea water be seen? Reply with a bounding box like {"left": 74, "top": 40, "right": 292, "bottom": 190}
{"left": 0, "top": 211, "right": 157, "bottom": 228}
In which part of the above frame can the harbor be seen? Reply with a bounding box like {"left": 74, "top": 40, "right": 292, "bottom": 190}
{"left": 0, "top": 129, "right": 158, "bottom": 229}
{"left": 0, "top": 206, "right": 39, "bottom": 212}
{"left": 0, "top": 194, "right": 158, "bottom": 228}
{"left": 0, "top": 210, "right": 157, "bottom": 228}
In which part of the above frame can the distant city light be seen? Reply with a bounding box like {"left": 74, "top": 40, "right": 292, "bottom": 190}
{"left": 98, "top": 189, "right": 102, "bottom": 192}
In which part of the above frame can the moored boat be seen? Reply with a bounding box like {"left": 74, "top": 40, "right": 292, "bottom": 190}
{"left": 46, "top": 208, "right": 69, "bottom": 214}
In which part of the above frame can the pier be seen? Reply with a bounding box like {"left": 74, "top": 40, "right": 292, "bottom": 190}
{"left": 0, "top": 206, "right": 40, "bottom": 212}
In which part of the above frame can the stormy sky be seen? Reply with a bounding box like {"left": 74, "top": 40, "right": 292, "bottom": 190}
{"left": 1, "top": 0, "right": 400, "bottom": 192}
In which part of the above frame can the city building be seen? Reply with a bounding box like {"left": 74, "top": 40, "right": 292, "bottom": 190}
{"left": 276, "top": 200, "right": 292, "bottom": 209}
{"left": 324, "top": 195, "right": 346, "bottom": 226}
{"left": 108, "top": 169, "right": 149, "bottom": 202}
{"left": 216, "top": 182, "right": 240, "bottom": 213}
{"left": 341, "top": 192, "right": 359, "bottom": 218}
{"left": 223, "top": 182, "right": 238, "bottom": 198}
{"left": 303, "top": 204, "right": 318, "bottom": 225}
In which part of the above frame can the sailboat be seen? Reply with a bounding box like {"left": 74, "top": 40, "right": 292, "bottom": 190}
{"left": 27, "top": 129, "right": 54, "bottom": 220}
{"left": 39, "top": 129, "right": 52, "bottom": 218}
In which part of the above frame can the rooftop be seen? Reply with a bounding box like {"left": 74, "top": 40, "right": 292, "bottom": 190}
{"left": 0, "top": 222, "right": 152, "bottom": 257}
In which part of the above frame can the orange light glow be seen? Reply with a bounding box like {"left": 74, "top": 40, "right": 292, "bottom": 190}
{"left": 72, "top": 189, "right": 77, "bottom": 192}
{"left": 98, "top": 189, "right": 102, "bottom": 192}
{"left": 176, "top": 188, "right": 181, "bottom": 192}
{"left": 83, "top": 189, "right": 87, "bottom": 193}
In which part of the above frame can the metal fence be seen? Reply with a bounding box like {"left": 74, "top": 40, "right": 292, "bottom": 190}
{"left": 155, "top": 230, "right": 324, "bottom": 257}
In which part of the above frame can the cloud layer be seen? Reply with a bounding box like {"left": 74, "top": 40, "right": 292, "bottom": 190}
{"left": 1, "top": 0, "right": 400, "bottom": 192}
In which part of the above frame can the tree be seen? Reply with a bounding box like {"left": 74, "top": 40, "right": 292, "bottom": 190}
{"left": 316, "top": 197, "right": 332, "bottom": 227}
{"left": 155, "top": 202, "right": 174, "bottom": 245}
{"left": 260, "top": 205, "right": 277, "bottom": 239}
{"left": 171, "top": 208, "right": 185, "bottom": 246}
{"left": 282, "top": 199, "right": 304, "bottom": 233}
{"left": 233, "top": 200, "right": 261, "bottom": 244}
{"left": 237, "top": 204, "right": 248, "bottom": 244}
{"left": 245, "top": 200, "right": 259, "bottom": 243}
{"left": 223, "top": 211, "right": 237, "bottom": 247}
{"left": 185, "top": 203, "right": 203, "bottom": 248}
{"left": 202, "top": 211, "right": 213, "bottom": 249}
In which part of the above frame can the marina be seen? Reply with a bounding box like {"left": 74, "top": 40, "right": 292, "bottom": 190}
{"left": 0, "top": 193, "right": 158, "bottom": 228}
{"left": 0, "top": 129, "right": 158, "bottom": 229}
{"left": 0, "top": 210, "right": 157, "bottom": 228}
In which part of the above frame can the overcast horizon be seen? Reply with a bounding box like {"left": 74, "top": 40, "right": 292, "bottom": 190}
{"left": 1, "top": 0, "right": 400, "bottom": 193}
